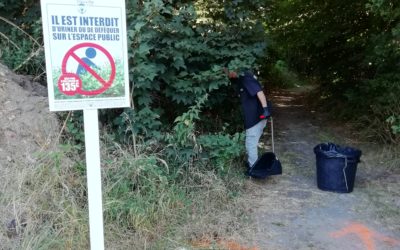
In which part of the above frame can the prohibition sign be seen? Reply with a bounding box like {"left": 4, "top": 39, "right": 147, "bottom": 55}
{"left": 58, "top": 42, "right": 116, "bottom": 96}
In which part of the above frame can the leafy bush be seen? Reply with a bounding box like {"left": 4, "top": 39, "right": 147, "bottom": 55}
{"left": 162, "top": 94, "right": 245, "bottom": 174}
{"left": 113, "top": 0, "right": 267, "bottom": 140}
{"left": 198, "top": 132, "right": 245, "bottom": 172}
{"left": 1, "top": 0, "right": 268, "bottom": 142}
{"left": 59, "top": 111, "right": 85, "bottom": 147}
{"left": 387, "top": 115, "right": 400, "bottom": 135}
{"left": 0, "top": 1, "right": 43, "bottom": 75}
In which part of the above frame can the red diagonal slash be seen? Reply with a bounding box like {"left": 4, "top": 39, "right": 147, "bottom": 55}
{"left": 70, "top": 52, "right": 107, "bottom": 86}
{"left": 61, "top": 42, "right": 116, "bottom": 96}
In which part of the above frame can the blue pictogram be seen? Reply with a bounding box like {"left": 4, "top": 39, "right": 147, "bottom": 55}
{"left": 76, "top": 47, "right": 98, "bottom": 76}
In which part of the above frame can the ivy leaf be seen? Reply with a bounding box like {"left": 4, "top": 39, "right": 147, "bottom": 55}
{"left": 136, "top": 43, "right": 151, "bottom": 57}
{"left": 134, "top": 22, "right": 146, "bottom": 32}
{"left": 172, "top": 57, "right": 186, "bottom": 70}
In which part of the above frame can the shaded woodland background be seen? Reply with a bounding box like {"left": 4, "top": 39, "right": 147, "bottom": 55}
{"left": 1, "top": 0, "right": 399, "bottom": 143}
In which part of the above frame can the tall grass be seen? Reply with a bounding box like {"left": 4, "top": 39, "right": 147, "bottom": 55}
{"left": 0, "top": 129, "right": 250, "bottom": 249}
{"left": 0, "top": 147, "right": 89, "bottom": 250}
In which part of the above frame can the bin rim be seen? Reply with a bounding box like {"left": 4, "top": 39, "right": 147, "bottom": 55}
{"left": 314, "top": 142, "right": 361, "bottom": 160}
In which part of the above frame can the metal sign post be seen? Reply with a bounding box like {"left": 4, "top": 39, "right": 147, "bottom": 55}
{"left": 83, "top": 109, "right": 104, "bottom": 250}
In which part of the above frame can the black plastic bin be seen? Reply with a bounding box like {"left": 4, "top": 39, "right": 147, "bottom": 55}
{"left": 313, "top": 143, "right": 362, "bottom": 193}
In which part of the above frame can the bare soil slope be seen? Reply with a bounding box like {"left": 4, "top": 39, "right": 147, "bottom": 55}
{"left": 0, "top": 63, "right": 59, "bottom": 246}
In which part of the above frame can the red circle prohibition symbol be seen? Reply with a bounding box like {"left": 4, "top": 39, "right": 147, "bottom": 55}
{"left": 60, "top": 42, "right": 116, "bottom": 96}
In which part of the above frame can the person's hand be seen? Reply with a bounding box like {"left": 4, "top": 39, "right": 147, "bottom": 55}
{"left": 260, "top": 107, "right": 271, "bottom": 119}
{"left": 223, "top": 68, "right": 238, "bottom": 78}
{"left": 229, "top": 71, "right": 238, "bottom": 78}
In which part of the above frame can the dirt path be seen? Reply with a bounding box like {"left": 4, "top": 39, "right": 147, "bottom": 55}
{"left": 246, "top": 89, "right": 400, "bottom": 250}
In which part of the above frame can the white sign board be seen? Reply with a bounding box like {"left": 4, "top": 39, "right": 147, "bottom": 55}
{"left": 41, "top": 0, "right": 130, "bottom": 111}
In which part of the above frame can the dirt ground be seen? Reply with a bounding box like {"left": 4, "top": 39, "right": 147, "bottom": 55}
{"left": 0, "top": 63, "right": 57, "bottom": 167}
{"left": 0, "top": 63, "right": 59, "bottom": 246}
{"left": 245, "top": 88, "right": 400, "bottom": 250}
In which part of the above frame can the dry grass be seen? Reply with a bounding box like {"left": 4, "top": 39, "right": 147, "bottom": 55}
{"left": 175, "top": 168, "right": 255, "bottom": 248}
{"left": 0, "top": 134, "right": 253, "bottom": 250}
{"left": 0, "top": 149, "right": 89, "bottom": 250}
{"left": 355, "top": 145, "right": 400, "bottom": 232}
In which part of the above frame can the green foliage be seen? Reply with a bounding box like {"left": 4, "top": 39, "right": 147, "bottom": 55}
{"left": 0, "top": 0, "right": 40, "bottom": 30}
{"left": 387, "top": 115, "right": 400, "bottom": 135}
{"left": 198, "top": 132, "right": 245, "bottom": 172}
{"left": 1, "top": 0, "right": 269, "bottom": 142}
{"left": 0, "top": 31, "right": 43, "bottom": 74}
{"left": 169, "top": 94, "right": 208, "bottom": 147}
{"left": 267, "top": 0, "right": 372, "bottom": 84}
{"left": 0, "top": 0, "right": 43, "bottom": 75}
{"left": 104, "top": 155, "right": 187, "bottom": 230}
{"left": 113, "top": 0, "right": 267, "bottom": 140}
{"left": 164, "top": 93, "right": 245, "bottom": 174}
{"left": 267, "top": 0, "right": 400, "bottom": 141}
{"left": 164, "top": 94, "right": 207, "bottom": 169}
{"left": 264, "top": 60, "right": 301, "bottom": 88}
{"left": 60, "top": 111, "right": 85, "bottom": 147}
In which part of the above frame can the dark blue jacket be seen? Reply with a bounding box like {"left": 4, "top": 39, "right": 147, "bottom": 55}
{"left": 231, "top": 71, "right": 264, "bottom": 129}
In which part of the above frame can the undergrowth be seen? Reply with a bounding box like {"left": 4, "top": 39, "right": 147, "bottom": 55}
{"left": 0, "top": 133, "right": 248, "bottom": 249}
{"left": 0, "top": 16, "right": 44, "bottom": 77}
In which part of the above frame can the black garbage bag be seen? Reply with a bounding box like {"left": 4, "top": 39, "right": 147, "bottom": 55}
{"left": 246, "top": 152, "right": 282, "bottom": 179}
{"left": 314, "top": 143, "right": 362, "bottom": 193}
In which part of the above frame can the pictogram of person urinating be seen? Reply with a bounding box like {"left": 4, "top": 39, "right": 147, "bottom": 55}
{"left": 76, "top": 47, "right": 98, "bottom": 76}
